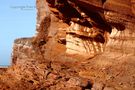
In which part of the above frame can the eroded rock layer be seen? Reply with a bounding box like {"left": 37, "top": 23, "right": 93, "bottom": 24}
{"left": 46, "top": 0, "right": 135, "bottom": 56}
{"left": 66, "top": 22, "right": 104, "bottom": 56}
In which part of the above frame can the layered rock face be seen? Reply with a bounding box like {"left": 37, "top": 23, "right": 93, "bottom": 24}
{"left": 1, "top": 0, "right": 135, "bottom": 90}
{"left": 104, "top": 0, "right": 135, "bottom": 55}
{"left": 46, "top": 0, "right": 135, "bottom": 57}
{"left": 46, "top": 0, "right": 109, "bottom": 56}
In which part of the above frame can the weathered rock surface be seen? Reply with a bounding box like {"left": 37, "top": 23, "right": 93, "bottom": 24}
{"left": 0, "top": 0, "right": 135, "bottom": 90}
{"left": 46, "top": 0, "right": 135, "bottom": 57}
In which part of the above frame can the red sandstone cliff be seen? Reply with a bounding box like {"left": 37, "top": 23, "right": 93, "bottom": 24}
{"left": 0, "top": 0, "right": 135, "bottom": 90}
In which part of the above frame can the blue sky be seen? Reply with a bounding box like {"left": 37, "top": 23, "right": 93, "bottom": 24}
{"left": 0, "top": 0, "right": 36, "bottom": 66}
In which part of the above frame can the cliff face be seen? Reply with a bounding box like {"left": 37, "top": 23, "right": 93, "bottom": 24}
{"left": 0, "top": 0, "right": 135, "bottom": 90}
{"left": 44, "top": 0, "right": 135, "bottom": 57}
